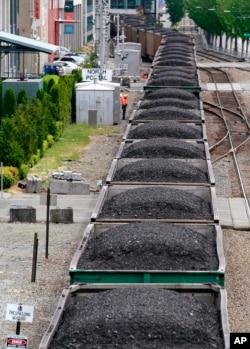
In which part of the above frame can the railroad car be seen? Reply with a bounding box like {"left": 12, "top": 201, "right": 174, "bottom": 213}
{"left": 69, "top": 222, "right": 224, "bottom": 286}
{"left": 122, "top": 120, "right": 208, "bottom": 140}
{"left": 90, "top": 184, "right": 219, "bottom": 224}
{"left": 106, "top": 158, "right": 215, "bottom": 186}
{"left": 39, "top": 284, "right": 230, "bottom": 349}
{"left": 40, "top": 16, "right": 230, "bottom": 348}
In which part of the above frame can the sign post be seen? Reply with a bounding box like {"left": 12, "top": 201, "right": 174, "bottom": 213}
{"left": 82, "top": 68, "right": 112, "bottom": 81}
{"left": 6, "top": 335, "right": 28, "bottom": 349}
{"left": 6, "top": 303, "right": 34, "bottom": 348}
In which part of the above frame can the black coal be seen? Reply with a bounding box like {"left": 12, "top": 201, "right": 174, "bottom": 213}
{"left": 144, "top": 89, "right": 198, "bottom": 101}
{"left": 139, "top": 98, "right": 199, "bottom": 110}
{"left": 78, "top": 222, "right": 218, "bottom": 270}
{"left": 133, "top": 106, "right": 201, "bottom": 121}
{"left": 121, "top": 138, "right": 206, "bottom": 159}
{"left": 99, "top": 186, "right": 212, "bottom": 220}
{"left": 127, "top": 121, "right": 202, "bottom": 139}
{"left": 154, "top": 54, "right": 194, "bottom": 63}
{"left": 150, "top": 70, "right": 196, "bottom": 80}
{"left": 49, "top": 288, "right": 224, "bottom": 349}
{"left": 113, "top": 159, "right": 208, "bottom": 183}
{"left": 153, "top": 59, "right": 193, "bottom": 67}
{"left": 147, "top": 76, "right": 197, "bottom": 86}
{"left": 151, "top": 66, "right": 197, "bottom": 76}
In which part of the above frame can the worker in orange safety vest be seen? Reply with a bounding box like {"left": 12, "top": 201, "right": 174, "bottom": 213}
{"left": 120, "top": 93, "right": 128, "bottom": 120}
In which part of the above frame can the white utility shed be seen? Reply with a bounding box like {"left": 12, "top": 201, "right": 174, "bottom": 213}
{"left": 75, "top": 80, "right": 121, "bottom": 125}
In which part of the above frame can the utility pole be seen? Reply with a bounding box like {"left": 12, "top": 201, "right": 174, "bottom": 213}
{"left": 99, "top": 0, "right": 104, "bottom": 79}
{"left": 96, "top": 0, "right": 110, "bottom": 79}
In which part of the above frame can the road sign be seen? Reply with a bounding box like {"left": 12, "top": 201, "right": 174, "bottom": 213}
{"left": 6, "top": 304, "right": 34, "bottom": 323}
{"left": 82, "top": 68, "right": 113, "bottom": 81}
{"left": 6, "top": 335, "right": 27, "bottom": 349}
{"left": 243, "top": 33, "right": 250, "bottom": 38}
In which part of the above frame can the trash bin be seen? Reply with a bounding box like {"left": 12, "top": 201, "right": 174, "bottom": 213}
{"left": 44, "top": 63, "right": 52, "bottom": 75}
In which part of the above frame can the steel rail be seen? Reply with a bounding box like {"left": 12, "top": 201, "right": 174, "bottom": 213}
{"left": 204, "top": 67, "right": 250, "bottom": 222}
{"left": 203, "top": 101, "right": 250, "bottom": 153}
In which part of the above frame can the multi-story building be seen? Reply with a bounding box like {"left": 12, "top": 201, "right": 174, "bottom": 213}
{"left": 0, "top": 0, "right": 159, "bottom": 77}
{"left": 0, "top": 0, "right": 96, "bottom": 76}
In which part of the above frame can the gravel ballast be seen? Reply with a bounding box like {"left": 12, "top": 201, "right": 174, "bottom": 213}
{"left": 99, "top": 187, "right": 212, "bottom": 220}
{"left": 127, "top": 121, "right": 202, "bottom": 139}
{"left": 113, "top": 159, "right": 208, "bottom": 183}
{"left": 121, "top": 138, "right": 206, "bottom": 159}
{"left": 78, "top": 222, "right": 218, "bottom": 270}
{"left": 49, "top": 288, "right": 224, "bottom": 349}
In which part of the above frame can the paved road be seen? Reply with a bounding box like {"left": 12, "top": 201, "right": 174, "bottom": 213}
{"left": 0, "top": 192, "right": 99, "bottom": 223}
{"left": 1, "top": 191, "right": 250, "bottom": 228}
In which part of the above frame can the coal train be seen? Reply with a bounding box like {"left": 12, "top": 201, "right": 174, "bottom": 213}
{"left": 39, "top": 15, "right": 230, "bottom": 349}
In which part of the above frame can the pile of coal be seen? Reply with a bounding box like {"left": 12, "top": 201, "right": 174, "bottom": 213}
{"left": 121, "top": 138, "right": 205, "bottom": 159}
{"left": 147, "top": 75, "right": 197, "bottom": 85}
{"left": 133, "top": 106, "right": 201, "bottom": 121}
{"left": 113, "top": 159, "right": 208, "bottom": 183}
{"left": 139, "top": 98, "right": 199, "bottom": 110}
{"left": 99, "top": 186, "right": 212, "bottom": 220}
{"left": 78, "top": 222, "right": 218, "bottom": 270}
{"left": 127, "top": 121, "right": 202, "bottom": 139}
{"left": 153, "top": 59, "right": 194, "bottom": 67}
{"left": 149, "top": 70, "right": 197, "bottom": 80}
{"left": 49, "top": 288, "right": 224, "bottom": 349}
{"left": 144, "top": 88, "right": 198, "bottom": 101}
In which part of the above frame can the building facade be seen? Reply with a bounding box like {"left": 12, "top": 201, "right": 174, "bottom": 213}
{"left": 0, "top": 0, "right": 96, "bottom": 77}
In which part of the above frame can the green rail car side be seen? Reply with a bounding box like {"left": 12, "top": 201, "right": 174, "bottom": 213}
{"left": 69, "top": 270, "right": 224, "bottom": 286}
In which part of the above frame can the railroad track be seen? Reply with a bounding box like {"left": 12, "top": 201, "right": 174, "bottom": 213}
{"left": 200, "top": 65, "right": 250, "bottom": 214}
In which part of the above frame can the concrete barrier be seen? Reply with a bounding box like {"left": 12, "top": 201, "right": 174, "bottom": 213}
{"left": 26, "top": 176, "right": 42, "bottom": 193}
{"left": 49, "top": 180, "right": 90, "bottom": 195}
{"left": 9, "top": 206, "right": 36, "bottom": 223}
{"left": 50, "top": 207, "right": 73, "bottom": 223}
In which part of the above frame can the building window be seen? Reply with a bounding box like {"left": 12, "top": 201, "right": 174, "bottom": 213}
{"left": 87, "top": 15, "right": 94, "bottom": 31}
{"left": 87, "top": 34, "right": 93, "bottom": 42}
{"left": 110, "top": 0, "right": 126, "bottom": 9}
{"left": 87, "top": 0, "right": 93, "bottom": 13}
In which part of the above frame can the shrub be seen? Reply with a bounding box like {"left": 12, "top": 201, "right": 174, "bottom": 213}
{"left": 5, "top": 166, "right": 19, "bottom": 182}
{"left": 30, "top": 154, "right": 39, "bottom": 167}
{"left": 47, "top": 134, "right": 54, "bottom": 147}
{"left": 43, "top": 139, "right": 49, "bottom": 153}
{"left": 19, "top": 164, "right": 29, "bottom": 180}
{"left": 2, "top": 168, "right": 15, "bottom": 189}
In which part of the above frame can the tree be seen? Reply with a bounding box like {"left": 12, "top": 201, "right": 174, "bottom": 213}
{"left": 166, "top": 0, "right": 185, "bottom": 26}
{"left": 17, "top": 89, "right": 28, "bottom": 105}
{"left": 0, "top": 117, "right": 24, "bottom": 167}
{"left": 2, "top": 88, "right": 16, "bottom": 118}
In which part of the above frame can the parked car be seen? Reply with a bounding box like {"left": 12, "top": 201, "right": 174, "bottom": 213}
{"left": 44, "top": 61, "right": 79, "bottom": 76}
{"left": 59, "top": 55, "right": 85, "bottom": 66}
